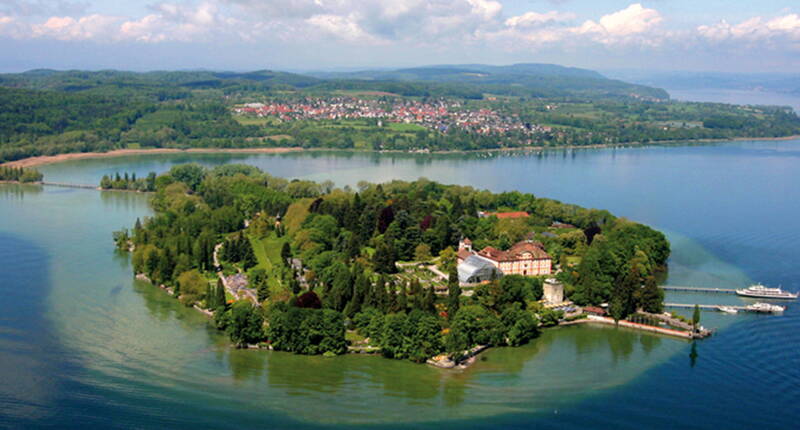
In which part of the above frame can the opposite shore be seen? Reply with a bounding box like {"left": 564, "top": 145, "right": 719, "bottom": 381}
{"left": 3, "top": 134, "right": 799, "bottom": 168}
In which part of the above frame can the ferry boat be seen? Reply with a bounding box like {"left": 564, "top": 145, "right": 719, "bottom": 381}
{"left": 717, "top": 306, "right": 739, "bottom": 314}
{"left": 746, "top": 302, "right": 786, "bottom": 313}
{"left": 735, "top": 284, "right": 798, "bottom": 300}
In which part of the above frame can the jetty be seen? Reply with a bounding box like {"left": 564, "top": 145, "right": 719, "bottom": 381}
{"left": 659, "top": 285, "right": 737, "bottom": 294}
{"left": 36, "top": 181, "right": 99, "bottom": 190}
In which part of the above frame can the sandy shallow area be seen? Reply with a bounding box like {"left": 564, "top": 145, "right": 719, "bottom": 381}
{"left": 2, "top": 147, "right": 302, "bottom": 168}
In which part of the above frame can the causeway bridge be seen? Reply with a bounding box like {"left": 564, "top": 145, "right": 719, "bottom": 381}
{"left": 39, "top": 181, "right": 99, "bottom": 190}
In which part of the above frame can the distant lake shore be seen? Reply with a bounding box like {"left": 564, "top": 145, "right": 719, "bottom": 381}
{"left": 5, "top": 134, "right": 800, "bottom": 169}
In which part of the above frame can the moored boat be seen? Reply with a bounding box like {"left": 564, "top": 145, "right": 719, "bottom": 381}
{"left": 717, "top": 306, "right": 738, "bottom": 314}
{"left": 746, "top": 302, "right": 786, "bottom": 313}
{"left": 735, "top": 284, "right": 798, "bottom": 300}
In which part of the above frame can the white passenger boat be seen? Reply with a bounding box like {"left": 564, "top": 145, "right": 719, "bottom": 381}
{"left": 746, "top": 302, "right": 786, "bottom": 313}
{"left": 717, "top": 306, "right": 738, "bottom": 314}
{"left": 735, "top": 284, "right": 798, "bottom": 300}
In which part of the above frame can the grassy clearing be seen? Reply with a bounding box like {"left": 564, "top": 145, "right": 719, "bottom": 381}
{"left": 249, "top": 233, "right": 290, "bottom": 296}
{"left": 386, "top": 122, "right": 426, "bottom": 132}
{"left": 234, "top": 116, "right": 280, "bottom": 126}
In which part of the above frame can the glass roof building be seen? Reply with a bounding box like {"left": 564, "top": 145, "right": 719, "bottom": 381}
{"left": 457, "top": 255, "right": 503, "bottom": 284}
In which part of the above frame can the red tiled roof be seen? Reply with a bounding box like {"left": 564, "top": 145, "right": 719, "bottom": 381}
{"left": 477, "top": 241, "right": 550, "bottom": 263}
{"left": 584, "top": 306, "right": 606, "bottom": 315}
{"left": 491, "top": 211, "right": 529, "bottom": 219}
{"left": 457, "top": 248, "right": 473, "bottom": 261}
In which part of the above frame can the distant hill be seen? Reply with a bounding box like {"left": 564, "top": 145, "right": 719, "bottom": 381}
{"left": 309, "top": 63, "right": 668, "bottom": 100}
{"left": 0, "top": 64, "right": 668, "bottom": 101}
{"left": 0, "top": 69, "right": 322, "bottom": 98}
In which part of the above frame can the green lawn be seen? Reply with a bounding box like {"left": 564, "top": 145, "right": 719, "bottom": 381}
{"left": 386, "top": 122, "right": 426, "bottom": 132}
{"left": 234, "top": 116, "right": 280, "bottom": 126}
{"left": 249, "top": 233, "right": 290, "bottom": 296}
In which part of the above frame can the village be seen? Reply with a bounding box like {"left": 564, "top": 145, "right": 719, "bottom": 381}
{"left": 233, "top": 97, "right": 551, "bottom": 136}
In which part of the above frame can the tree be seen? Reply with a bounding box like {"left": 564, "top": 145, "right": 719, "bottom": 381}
{"left": 406, "top": 311, "right": 444, "bottom": 362}
{"left": 177, "top": 269, "right": 208, "bottom": 306}
{"left": 251, "top": 268, "right": 270, "bottom": 302}
{"left": 380, "top": 313, "right": 409, "bottom": 359}
{"left": 215, "top": 278, "right": 227, "bottom": 310}
{"left": 609, "top": 295, "right": 625, "bottom": 323}
{"left": 281, "top": 241, "right": 292, "bottom": 267}
{"left": 372, "top": 238, "right": 397, "bottom": 274}
{"left": 447, "top": 265, "right": 461, "bottom": 319}
{"left": 439, "top": 247, "right": 457, "bottom": 273}
{"left": 449, "top": 305, "right": 505, "bottom": 350}
{"left": 226, "top": 301, "right": 264, "bottom": 346}
{"left": 692, "top": 304, "right": 701, "bottom": 331}
{"left": 100, "top": 175, "right": 112, "bottom": 189}
{"left": 414, "top": 243, "right": 432, "bottom": 262}
{"left": 502, "top": 306, "right": 540, "bottom": 346}
{"left": 420, "top": 285, "right": 436, "bottom": 314}
{"left": 638, "top": 276, "right": 664, "bottom": 313}
{"left": 169, "top": 163, "right": 206, "bottom": 191}
{"left": 326, "top": 264, "right": 353, "bottom": 312}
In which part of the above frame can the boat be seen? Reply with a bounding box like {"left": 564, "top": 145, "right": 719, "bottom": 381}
{"left": 746, "top": 302, "right": 786, "bottom": 313}
{"left": 735, "top": 284, "right": 798, "bottom": 300}
{"left": 717, "top": 306, "right": 739, "bottom": 314}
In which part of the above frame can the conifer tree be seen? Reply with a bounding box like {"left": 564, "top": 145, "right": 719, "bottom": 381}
{"left": 281, "top": 241, "right": 292, "bottom": 266}
{"left": 447, "top": 265, "right": 461, "bottom": 319}
{"left": 397, "top": 282, "right": 408, "bottom": 312}
{"left": 216, "top": 278, "right": 227, "bottom": 310}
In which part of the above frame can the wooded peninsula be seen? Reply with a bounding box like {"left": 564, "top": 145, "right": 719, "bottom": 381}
{"left": 116, "top": 163, "right": 670, "bottom": 364}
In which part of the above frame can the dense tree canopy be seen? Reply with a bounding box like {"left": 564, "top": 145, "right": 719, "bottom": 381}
{"left": 122, "top": 163, "right": 670, "bottom": 361}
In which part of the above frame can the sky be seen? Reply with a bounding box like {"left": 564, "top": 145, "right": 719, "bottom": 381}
{"left": 0, "top": 0, "right": 798, "bottom": 73}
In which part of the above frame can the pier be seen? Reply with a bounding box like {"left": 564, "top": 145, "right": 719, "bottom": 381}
{"left": 664, "top": 303, "right": 784, "bottom": 313}
{"left": 39, "top": 181, "right": 99, "bottom": 190}
{"left": 659, "top": 285, "right": 737, "bottom": 294}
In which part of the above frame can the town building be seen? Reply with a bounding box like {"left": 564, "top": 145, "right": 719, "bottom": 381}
{"left": 583, "top": 306, "right": 606, "bottom": 316}
{"left": 457, "top": 237, "right": 473, "bottom": 263}
{"left": 477, "top": 211, "right": 529, "bottom": 219}
{"left": 476, "top": 240, "right": 552, "bottom": 276}
{"left": 456, "top": 238, "right": 552, "bottom": 282}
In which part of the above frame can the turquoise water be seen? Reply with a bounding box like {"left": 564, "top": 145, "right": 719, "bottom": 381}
{"left": 2, "top": 140, "right": 799, "bottom": 428}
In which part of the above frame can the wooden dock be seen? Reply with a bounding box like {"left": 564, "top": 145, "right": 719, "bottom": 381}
{"left": 660, "top": 285, "right": 737, "bottom": 294}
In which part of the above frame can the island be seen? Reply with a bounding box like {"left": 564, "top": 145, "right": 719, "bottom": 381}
{"left": 115, "top": 163, "right": 672, "bottom": 366}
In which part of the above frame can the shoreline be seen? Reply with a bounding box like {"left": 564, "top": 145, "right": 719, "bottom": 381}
{"left": 1, "top": 147, "right": 304, "bottom": 168}
{"left": 2, "top": 134, "right": 798, "bottom": 168}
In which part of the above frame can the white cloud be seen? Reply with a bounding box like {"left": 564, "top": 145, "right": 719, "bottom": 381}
{"left": 0, "top": 0, "right": 796, "bottom": 65}
{"left": 31, "top": 14, "right": 120, "bottom": 41}
{"left": 306, "top": 13, "right": 382, "bottom": 44}
{"left": 576, "top": 3, "right": 663, "bottom": 45}
{"left": 698, "top": 14, "right": 800, "bottom": 43}
{"left": 504, "top": 11, "right": 574, "bottom": 28}
{"left": 489, "top": 3, "right": 664, "bottom": 49}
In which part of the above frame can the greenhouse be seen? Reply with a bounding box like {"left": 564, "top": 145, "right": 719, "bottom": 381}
{"left": 457, "top": 255, "right": 503, "bottom": 284}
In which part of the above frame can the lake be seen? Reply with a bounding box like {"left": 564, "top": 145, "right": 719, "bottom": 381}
{"left": 1, "top": 140, "right": 799, "bottom": 428}
{"left": 667, "top": 88, "right": 800, "bottom": 112}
